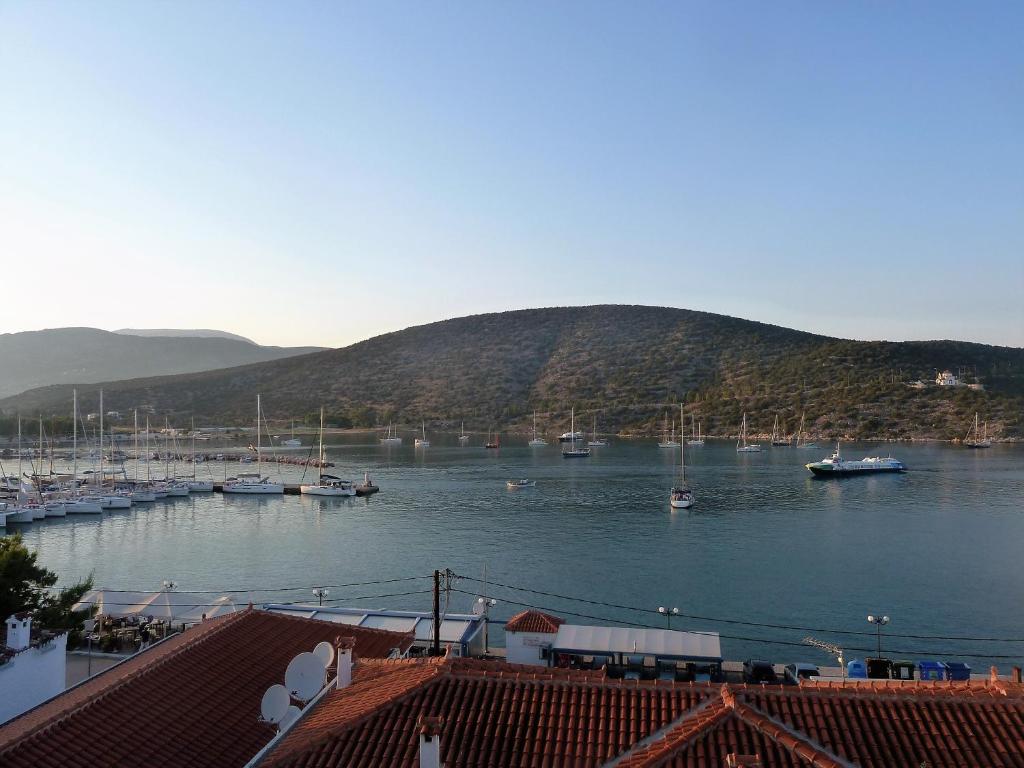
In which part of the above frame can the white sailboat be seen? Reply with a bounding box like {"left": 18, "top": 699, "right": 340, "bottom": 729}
{"left": 302, "top": 408, "right": 356, "bottom": 496}
{"left": 561, "top": 408, "right": 590, "bottom": 458}
{"left": 163, "top": 421, "right": 191, "bottom": 497}
{"left": 736, "top": 412, "right": 762, "bottom": 453}
{"left": 458, "top": 421, "right": 470, "bottom": 445}
{"left": 281, "top": 420, "right": 302, "bottom": 447}
{"left": 587, "top": 414, "right": 608, "bottom": 447}
{"left": 528, "top": 412, "right": 548, "bottom": 447}
{"left": 770, "top": 414, "right": 790, "bottom": 446}
{"left": 187, "top": 417, "right": 214, "bottom": 492}
{"left": 795, "top": 412, "right": 817, "bottom": 449}
{"left": 96, "top": 392, "right": 132, "bottom": 508}
{"left": 687, "top": 414, "right": 705, "bottom": 446}
{"left": 670, "top": 405, "right": 694, "bottom": 509}
{"left": 223, "top": 394, "right": 284, "bottom": 494}
{"left": 415, "top": 421, "right": 430, "bottom": 448}
{"left": 64, "top": 391, "right": 103, "bottom": 514}
{"left": 380, "top": 423, "right": 402, "bottom": 445}
{"left": 964, "top": 413, "right": 992, "bottom": 449}
{"left": 129, "top": 410, "right": 157, "bottom": 502}
{"left": 658, "top": 412, "right": 680, "bottom": 448}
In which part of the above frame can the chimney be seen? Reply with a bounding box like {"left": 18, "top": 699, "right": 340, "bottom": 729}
{"left": 1013, "top": 667, "right": 1022, "bottom": 684}
{"left": 418, "top": 716, "right": 444, "bottom": 768}
{"left": 6, "top": 613, "right": 31, "bottom": 652}
{"left": 335, "top": 636, "right": 356, "bottom": 690}
{"left": 725, "top": 755, "right": 761, "bottom": 768}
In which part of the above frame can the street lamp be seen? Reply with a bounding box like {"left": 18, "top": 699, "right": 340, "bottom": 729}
{"left": 162, "top": 580, "right": 176, "bottom": 591}
{"left": 867, "top": 614, "right": 890, "bottom": 657}
{"left": 476, "top": 597, "right": 497, "bottom": 652}
{"left": 313, "top": 588, "right": 330, "bottom": 606}
{"left": 658, "top": 606, "right": 679, "bottom": 629}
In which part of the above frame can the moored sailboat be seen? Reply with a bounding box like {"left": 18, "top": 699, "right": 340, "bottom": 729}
{"left": 223, "top": 394, "right": 284, "bottom": 494}
{"left": 670, "top": 405, "right": 694, "bottom": 509}
{"left": 736, "top": 412, "right": 762, "bottom": 453}
{"left": 562, "top": 407, "right": 590, "bottom": 458}
{"left": 528, "top": 412, "right": 548, "bottom": 447}
{"left": 964, "top": 413, "right": 991, "bottom": 449}
{"left": 302, "top": 408, "right": 356, "bottom": 496}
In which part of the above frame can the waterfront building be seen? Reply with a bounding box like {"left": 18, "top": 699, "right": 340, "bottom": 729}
{"left": 0, "top": 614, "right": 67, "bottom": 725}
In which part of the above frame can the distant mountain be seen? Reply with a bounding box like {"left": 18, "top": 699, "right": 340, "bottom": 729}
{"left": 2, "top": 307, "right": 1021, "bottom": 440}
{"left": 0, "top": 327, "right": 326, "bottom": 398}
{"left": 114, "top": 328, "right": 257, "bottom": 344}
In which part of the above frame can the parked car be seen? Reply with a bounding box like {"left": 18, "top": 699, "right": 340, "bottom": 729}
{"left": 743, "top": 659, "right": 778, "bottom": 684}
{"left": 783, "top": 663, "right": 820, "bottom": 685}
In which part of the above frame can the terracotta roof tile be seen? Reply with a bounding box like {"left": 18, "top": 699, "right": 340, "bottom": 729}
{"left": 0, "top": 608, "right": 414, "bottom": 768}
{"left": 503, "top": 610, "right": 566, "bottom": 634}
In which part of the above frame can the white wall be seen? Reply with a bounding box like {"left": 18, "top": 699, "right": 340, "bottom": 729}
{"left": 505, "top": 631, "right": 552, "bottom": 666}
{"left": 0, "top": 633, "right": 67, "bottom": 724}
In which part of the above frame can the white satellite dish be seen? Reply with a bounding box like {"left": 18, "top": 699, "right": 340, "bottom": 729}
{"left": 285, "top": 651, "right": 326, "bottom": 702}
{"left": 313, "top": 641, "right": 335, "bottom": 669}
{"left": 260, "top": 684, "right": 290, "bottom": 724}
{"left": 279, "top": 705, "right": 301, "bottom": 731}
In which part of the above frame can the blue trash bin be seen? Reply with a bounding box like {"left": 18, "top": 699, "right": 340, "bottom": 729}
{"left": 917, "top": 660, "right": 948, "bottom": 681}
{"left": 945, "top": 662, "right": 971, "bottom": 681}
{"left": 847, "top": 659, "right": 868, "bottom": 679}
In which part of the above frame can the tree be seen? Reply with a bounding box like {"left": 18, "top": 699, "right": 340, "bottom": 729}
{"left": 0, "top": 533, "right": 93, "bottom": 645}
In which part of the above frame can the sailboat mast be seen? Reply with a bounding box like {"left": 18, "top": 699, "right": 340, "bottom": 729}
{"left": 679, "top": 404, "right": 685, "bottom": 483}
{"left": 319, "top": 407, "right": 325, "bottom": 465}
{"left": 192, "top": 416, "right": 197, "bottom": 479}
{"left": 99, "top": 390, "right": 104, "bottom": 489}
{"left": 17, "top": 415, "right": 21, "bottom": 492}
{"left": 72, "top": 390, "right": 77, "bottom": 488}
{"left": 134, "top": 410, "right": 139, "bottom": 483}
{"left": 257, "top": 393, "right": 262, "bottom": 478}
{"left": 145, "top": 416, "right": 151, "bottom": 482}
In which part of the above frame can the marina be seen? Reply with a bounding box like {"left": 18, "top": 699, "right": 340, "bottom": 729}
{"left": 6, "top": 434, "right": 1022, "bottom": 669}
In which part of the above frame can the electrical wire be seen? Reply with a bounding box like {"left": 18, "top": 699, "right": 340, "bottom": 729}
{"left": 453, "top": 573, "right": 1024, "bottom": 645}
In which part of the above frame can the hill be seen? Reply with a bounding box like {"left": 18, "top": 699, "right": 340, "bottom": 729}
{"left": 1, "top": 307, "right": 1021, "bottom": 440}
{"left": 0, "top": 328, "right": 325, "bottom": 398}
{"left": 113, "top": 328, "right": 258, "bottom": 344}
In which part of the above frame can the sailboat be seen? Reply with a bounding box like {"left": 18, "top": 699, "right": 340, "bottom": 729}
{"left": 770, "top": 414, "right": 790, "bottom": 446}
{"left": 379, "top": 423, "right": 402, "bottom": 445}
{"left": 795, "top": 412, "right": 817, "bottom": 449}
{"left": 528, "top": 412, "right": 548, "bottom": 447}
{"left": 484, "top": 428, "right": 500, "bottom": 449}
{"left": 64, "top": 391, "right": 103, "bottom": 514}
{"left": 223, "top": 394, "right": 285, "bottom": 494}
{"left": 96, "top": 392, "right": 133, "bottom": 508}
{"left": 163, "top": 420, "right": 191, "bottom": 497}
{"left": 658, "top": 412, "right": 680, "bottom": 448}
{"left": 187, "top": 416, "right": 214, "bottom": 491}
{"left": 964, "top": 413, "right": 992, "bottom": 449}
{"left": 687, "top": 414, "right": 705, "bottom": 446}
{"left": 670, "top": 405, "right": 695, "bottom": 509}
{"left": 587, "top": 414, "right": 608, "bottom": 447}
{"left": 301, "top": 408, "right": 356, "bottom": 496}
{"left": 281, "top": 420, "right": 302, "bottom": 447}
{"left": 129, "top": 410, "right": 157, "bottom": 502}
{"left": 415, "top": 421, "right": 430, "bottom": 448}
{"left": 562, "top": 408, "right": 591, "bottom": 458}
{"left": 459, "top": 421, "right": 471, "bottom": 445}
{"left": 736, "top": 412, "right": 762, "bottom": 453}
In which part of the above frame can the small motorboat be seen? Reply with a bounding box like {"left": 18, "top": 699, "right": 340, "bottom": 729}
{"left": 355, "top": 472, "right": 379, "bottom": 496}
{"left": 506, "top": 479, "right": 536, "bottom": 489}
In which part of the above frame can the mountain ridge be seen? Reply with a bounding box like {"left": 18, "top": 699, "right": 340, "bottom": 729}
{"left": 1, "top": 306, "right": 1020, "bottom": 440}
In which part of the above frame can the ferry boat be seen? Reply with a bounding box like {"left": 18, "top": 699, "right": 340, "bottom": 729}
{"left": 805, "top": 444, "right": 906, "bottom": 476}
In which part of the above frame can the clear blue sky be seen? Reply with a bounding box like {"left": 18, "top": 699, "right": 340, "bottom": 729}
{"left": 2, "top": 2, "right": 1021, "bottom": 347}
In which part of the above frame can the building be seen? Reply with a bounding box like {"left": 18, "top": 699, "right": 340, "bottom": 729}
{"left": 264, "top": 604, "right": 487, "bottom": 657}
{"left": 248, "top": 653, "right": 1024, "bottom": 767}
{"left": 503, "top": 609, "right": 565, "bottom": 665}
{"left": 0, "top": 614, "right": 67, "bottom": 725}
{"left": 935, "top": 370, "right": 960, "bottom": 386}
{"left": 0, "top": 608, "right": 414, "bottom": 768}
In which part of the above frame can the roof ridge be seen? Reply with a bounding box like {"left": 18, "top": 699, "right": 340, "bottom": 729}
{"left": 602, "top": 693, "right": 731, "bottom": 767}
{"left": 731, "top": 691, "right": 855, "bottom": 768}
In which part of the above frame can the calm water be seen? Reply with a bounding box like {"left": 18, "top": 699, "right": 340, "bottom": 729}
{"left": 10, "top": 436, "right": 1024, "bottom": 669}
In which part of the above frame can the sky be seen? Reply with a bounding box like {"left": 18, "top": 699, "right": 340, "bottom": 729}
{"left": 1, "top": 2, "right": 1022, "bottom": 348}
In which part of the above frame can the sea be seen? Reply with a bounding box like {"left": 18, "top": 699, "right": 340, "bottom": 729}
{"left": 8, "top": 434, "right": 1024, "bottom": 670}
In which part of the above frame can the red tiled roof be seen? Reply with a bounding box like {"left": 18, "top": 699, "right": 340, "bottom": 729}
{"left": 259, "top": 669, "right": 1024, "bottom": 768}
{"left": 503, "top": 609, "right": 565, "bottom": 634}
{"left": 0, "top": 608, "right": 414, "bottom": 768}
{"left": 262, "top": 657, "right": 714, "bottom": 768}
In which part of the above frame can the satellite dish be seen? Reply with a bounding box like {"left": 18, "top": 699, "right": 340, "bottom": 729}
{"left": 285, "top": 652, "right": 325, "bottom": 702}
{"left": 260, "top": 684, "right": 290, "bottom": 724}
{"left": 313, "top": 641, "right": 335, "bottom": 669}
{"left": 279, "top": 705, "right": 301, "bottom": 731}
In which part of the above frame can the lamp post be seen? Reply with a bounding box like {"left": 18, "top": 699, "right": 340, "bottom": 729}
{"left": 867, "top": 614, "right": 889, "bottom": 657}
{"left": 475, "top": 597, "right": 497, "bottom": 652}
{"left": 658, "top": 606, "right": 679, "bottom": 629}
{"left": 313, "top": 588, "right": 329, "bottom": 606}
{"left": 162, "top": 580, "right": 176, "bottom": 591}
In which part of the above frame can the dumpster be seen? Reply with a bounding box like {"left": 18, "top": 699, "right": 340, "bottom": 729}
{"left": 945, "top": 662, "right": 971, "bottom": 681}
{"left": 866, "top": 658, "right": 893, "bottom": 679}
{"left": 891, "top": 661, "right": 916, "bottom": 680}
{"left": 917, "top": 660, "right": 948, "bottom": 681}
{"left": 847, "top": 659, "right": 868, "bottom": 679}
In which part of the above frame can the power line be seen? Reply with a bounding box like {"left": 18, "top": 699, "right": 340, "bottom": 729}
{"left": 453, "top": 574, "right": 1024, "bottom": 645}
{"left": 43, "top": 575, "right": 432, "bottom": 596}
{"left": 452, "top": 589, "right": 1024, "bottom": 661}
{"left": 75, "top": 589, "right": 434, "bottom": 611}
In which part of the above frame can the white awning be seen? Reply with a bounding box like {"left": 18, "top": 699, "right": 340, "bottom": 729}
{"left": 550, "top": 624, "right": 722, "bottom": 661}
{"left": 360, "top": 615, "right": 419, "bottom": 633}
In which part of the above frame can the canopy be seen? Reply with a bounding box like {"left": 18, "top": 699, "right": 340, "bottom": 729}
{"left": 551, "top": 624, "right": 722, "bottom": 662}
{"left": 72, "top": 589, "right": 241, "bottom": 623}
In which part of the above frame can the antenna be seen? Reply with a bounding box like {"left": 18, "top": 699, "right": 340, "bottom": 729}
{"left": 279, "top": 705, "right": 302, "bottom": 731}
{"left": 285, "top": 652, "right": 326, "bottom": 702}
{"left": 803, "top": 636, "right": 846, "bottom": 679}
{"left": 260, "top": 684, "right": 290, "bottom": 724}
{"left": 312, "top": 640, "right": 335, "bottom": 669}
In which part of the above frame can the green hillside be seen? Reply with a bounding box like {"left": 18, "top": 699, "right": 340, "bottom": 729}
{"left": 1, "top": 306, "right": 1021, "bottom": 441}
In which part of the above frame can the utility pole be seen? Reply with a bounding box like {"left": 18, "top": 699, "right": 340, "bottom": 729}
{"left": 432, "top": 569, "right": 441, "bottom": 656}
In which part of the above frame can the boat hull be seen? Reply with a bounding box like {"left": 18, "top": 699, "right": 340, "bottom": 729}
{"left": 806, "top": 465, "right": 905, "bottom": 476}
{"left": 223, "top": 483, "right": 284, "bottom": 494}
{"left": 300, "top": 485, "right": 356, "bottom": 496}
{"left": 187, "top": 481, "right": 214, "bottom": 492}
{"left": 65, "top": 500, "right": 104, "bottom": 514}
{"left": 670, "top": 497, "right": 694, "bottom": 509}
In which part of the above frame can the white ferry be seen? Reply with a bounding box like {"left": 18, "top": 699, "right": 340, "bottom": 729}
{"left": 805, "top": 444, "right": 906, "bottom": 476}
